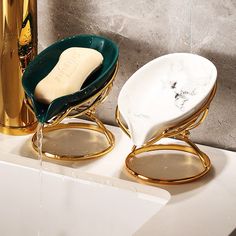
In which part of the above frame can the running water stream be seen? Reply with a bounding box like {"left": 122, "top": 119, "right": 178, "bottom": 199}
{"left": 37, "top": 123, "right": 44, "bottom": 166}
{"left": 36, "top": 122, "right": 44, "bottom": 236}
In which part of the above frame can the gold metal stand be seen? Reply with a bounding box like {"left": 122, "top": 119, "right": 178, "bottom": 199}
{"left": 116, "top": 84, "right": 217, "bottom": 185}
{"left": 30, "top": 63, "right": 118, "bottom": 161}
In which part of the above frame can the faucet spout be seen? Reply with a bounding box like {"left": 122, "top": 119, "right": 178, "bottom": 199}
{"left": 0, "top": 0, "right": 37, "bottom": 135}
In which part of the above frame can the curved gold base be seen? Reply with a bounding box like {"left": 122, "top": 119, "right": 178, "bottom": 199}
{"left": 125, "top": 138, "right": 211, "bottom": 185}
{"left": 32, "top": 119, "right": 115, "bottom": 161}
{"left": 0, "top": 122, "right": 37, "bottom": 135}
{"left": 116, "top": 84, "right": 217, "bottom": 185}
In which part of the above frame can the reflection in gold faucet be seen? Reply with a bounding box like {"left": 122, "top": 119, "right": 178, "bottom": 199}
{"left": 0, "top": 0, "right": 37, "bottom": 135}
{"left": 19, "top": 14, "right": 34, "bottom": 71}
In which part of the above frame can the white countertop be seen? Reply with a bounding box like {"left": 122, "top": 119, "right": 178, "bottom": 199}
{"left": 0, "top": 121, "right": 236, "bottom": 236}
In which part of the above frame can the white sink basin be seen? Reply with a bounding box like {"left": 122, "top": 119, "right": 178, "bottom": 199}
{"left": 0, "top": 152, "right": 170, "bottom": 236}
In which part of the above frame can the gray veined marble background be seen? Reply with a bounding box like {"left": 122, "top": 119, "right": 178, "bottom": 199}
{"left": 38, "top": 0, "right": 236, "bottom": 151}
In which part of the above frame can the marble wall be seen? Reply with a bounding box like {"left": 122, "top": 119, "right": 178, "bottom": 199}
{"left": 38, "top": 0, "right": 236, "bottom": 151}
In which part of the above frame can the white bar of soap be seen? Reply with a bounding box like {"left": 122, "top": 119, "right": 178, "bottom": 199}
{"left": 34, "top": 47, "right": 103, "bottom": 104}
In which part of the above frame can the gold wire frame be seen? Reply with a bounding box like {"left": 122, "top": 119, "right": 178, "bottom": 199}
{"left": 28, "top": 63, "right": 118, "bottom": 161}
{"left": 116, "top": 84, "right": 217, "bottom": 185}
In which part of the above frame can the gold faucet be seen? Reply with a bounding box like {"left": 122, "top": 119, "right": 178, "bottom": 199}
{"left": 0, "top": 0, "right": 37, "bottom": 135}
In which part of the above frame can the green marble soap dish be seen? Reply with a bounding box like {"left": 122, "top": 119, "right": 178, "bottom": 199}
{"left": 22, "top": 34, "right": 119, "bottom": 123}
{"left": 22, "top": 34, "right": 119, "bottom": 162}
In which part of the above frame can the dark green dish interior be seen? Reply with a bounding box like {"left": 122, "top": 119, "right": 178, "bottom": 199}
{"left": 22, "top": 34, "right": 119, "bottom": 123}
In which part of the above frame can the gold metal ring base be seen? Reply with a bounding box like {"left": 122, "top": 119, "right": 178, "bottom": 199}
{"left": 32, "top": 120, "right": 115, "bottom": 161}
{"left": 125, "top": 139, "right": 211, "bottom": 185}
{"left": 0, "top": 122, "right": 38, "bottom": 135}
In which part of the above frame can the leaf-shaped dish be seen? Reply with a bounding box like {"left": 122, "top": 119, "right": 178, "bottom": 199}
{"left": 22, "top": 34, "right": 119, "bottom": 123}
{"left": 118, "top": 53, "right": 217, "bottom": 146}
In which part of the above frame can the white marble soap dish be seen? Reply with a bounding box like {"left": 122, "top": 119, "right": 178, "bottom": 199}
{"left": 116, "top": 53, "right": 217, "bottom": 184}
{"left": 118, "top": 53, "right": 217, "bottom": 146}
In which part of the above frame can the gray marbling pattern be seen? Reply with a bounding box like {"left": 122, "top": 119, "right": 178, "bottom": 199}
{"left": 38, "top": 0, "right": 236, "bottom": 151}
{"left": 118, "top": 53, "right": 217, "bottom": 146}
